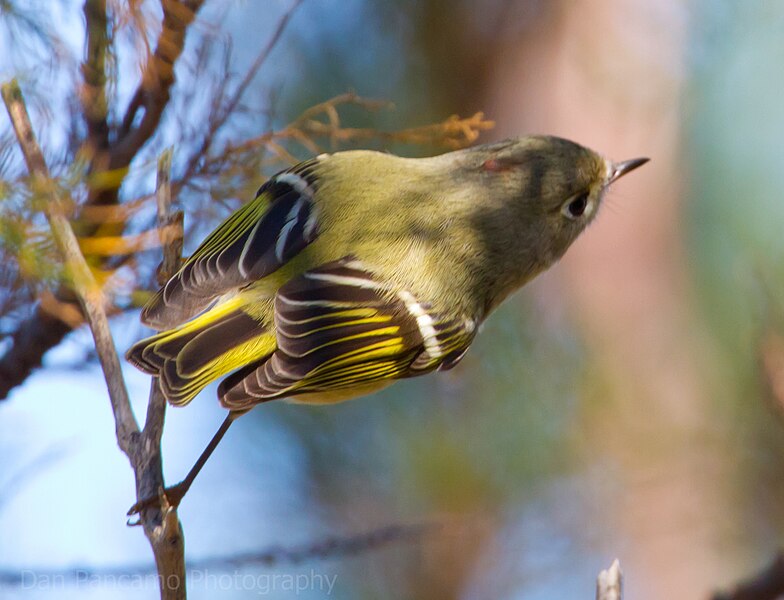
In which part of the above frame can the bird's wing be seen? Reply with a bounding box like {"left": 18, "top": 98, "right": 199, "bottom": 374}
{"left": 218, "top": 257, "right": 477, "bottom": 409}
{"left": 141, "top": 162, "right": 321, "bottom": 330}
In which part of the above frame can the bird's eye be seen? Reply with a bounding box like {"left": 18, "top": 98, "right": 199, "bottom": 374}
{"left": 562, "top": 192, "right": 590, "bottom": 219}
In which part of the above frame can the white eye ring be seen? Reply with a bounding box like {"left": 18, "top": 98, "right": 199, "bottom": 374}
{"left": 561, "top": 192, "right": 593, "bottom": 219}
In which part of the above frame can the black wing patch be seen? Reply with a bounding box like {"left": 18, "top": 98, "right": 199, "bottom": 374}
{"left": 142, "top": 164, "right": 320, "bottom": 330}
{"left": 126, "top": 300, "right": 273, "bottom": 406}
{"left": 219, "top": 258, "right": 477, "bottom": 410}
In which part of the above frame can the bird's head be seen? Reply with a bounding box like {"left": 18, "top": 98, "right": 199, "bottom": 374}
{"left": 474, "top": 135, "right": 648, "bottom": 268}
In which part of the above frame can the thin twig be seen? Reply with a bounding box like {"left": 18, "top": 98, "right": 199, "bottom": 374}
{"left": 132, "top": 147, "right": 186, "bottom": 600}
{"left": 179, "top": 0, "right": 304, "bottom": 190}
{"left": 154, "top": 149, "right": 183, "bottom": 286}
{"left": 0, "top": 522, "right": 437, "bottom": 586}
{"left": 596, "top": 559, "right": 623, "bottom": 600}
{"left": 188, "top": 95, "right": 494, "bottom": 181}
{"left": 217, "top": 0, "right": 304, "bottom": 129}
{"left": 144, "top": 147, "right": 181, "bottom": 444}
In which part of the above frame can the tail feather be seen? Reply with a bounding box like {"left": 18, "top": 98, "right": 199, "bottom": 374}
{"left": 126, "top": 297, "right": 276, "bottom": 406}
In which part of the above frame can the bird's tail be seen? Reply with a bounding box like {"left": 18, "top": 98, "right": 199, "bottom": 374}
{"left": 126, "top": 296, "right": 276, "bottom": 406}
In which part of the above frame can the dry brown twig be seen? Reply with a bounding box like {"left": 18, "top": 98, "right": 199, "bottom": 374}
{"left": 114, "top": 0, "right": 206, "bottom": 166}
{"left": 191, "top": 92, "right": 495, "bottom": 180}
{"left": 298, "top": 108, "right": 493, "bottom": 149}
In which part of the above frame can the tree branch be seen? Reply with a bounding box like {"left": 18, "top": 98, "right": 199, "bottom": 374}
{"left": 214, "top": 0, "right": 304, "bottom": 131}
{"left": 0, "top": 0, "right": 205, "bottom": 401}
{"left": 113, "top": 0, "right": 205, "bottom": 167}
{"left": 1, "top": 80, "right": 138, "bottom": 447}
{"left": 153, "top": 148, "right": 183, "bottom": 288}
{"left": 183, "top": 93, "right": 494, "bottom": 188}
{"left": 80, "top": 0, "right": 110, "bottom": 157}
{"left": 0, "top": 522, "right": 437, "bottom": 586}
{"left": 2, "top": 79, "right": 185, "bottom": 600}
{"left": 130, "top": 147, "right": 187, "bottom": 599}
{"left": 179, "top": 0, "right": 303, "bottom": 190}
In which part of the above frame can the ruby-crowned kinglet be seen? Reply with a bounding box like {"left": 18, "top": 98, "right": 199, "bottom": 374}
{"left": 126, "top": 135, "right": 647, "bottom": 511}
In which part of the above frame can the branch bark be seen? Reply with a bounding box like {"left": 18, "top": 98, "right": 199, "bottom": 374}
{"left": 0, "top": 0, "right": 205, "bottom": 401}
{"left": 114, "top": 0, "right": 205, "bottom": 166}
{"left": 1, "top": 80, "right": 138, "bottom": 445}
{"left": 132, "top": 148, "right": 187, "bottom": 599}
{"left": 2, "top": 79, "right": 186, "bottom": 600}
{"left": 80, "top": 0, "right": 110, "bottom": 158}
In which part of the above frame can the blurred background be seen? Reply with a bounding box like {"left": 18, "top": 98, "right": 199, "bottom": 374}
{"left": 2, "top": 0, "right": 784, "bottom": 598}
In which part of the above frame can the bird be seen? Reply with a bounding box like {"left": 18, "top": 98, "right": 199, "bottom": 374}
{"left": 126, "top": 135, "right": 648, "bottom": 513}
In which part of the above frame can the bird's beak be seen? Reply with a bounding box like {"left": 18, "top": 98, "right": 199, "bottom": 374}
{"left": 609, "top": 157, "right": 649, "bottom": 183}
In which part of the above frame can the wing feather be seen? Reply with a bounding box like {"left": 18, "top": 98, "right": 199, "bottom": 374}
{"left": 218, "top": 258, "right": 477, "bottom": 410}
{"left": 141, "top": 164, "right": 320, "bottom": 330}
